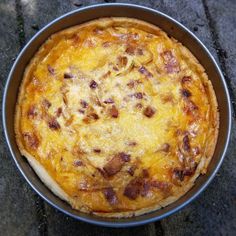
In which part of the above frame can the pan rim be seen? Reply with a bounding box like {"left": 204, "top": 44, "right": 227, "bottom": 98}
{"left": 2, "top": 3, "right": 232, "bottom": 228}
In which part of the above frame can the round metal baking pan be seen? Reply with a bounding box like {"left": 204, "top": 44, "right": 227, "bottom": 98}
{"left": 2, "top": 3, "right": 232, "bottom": 227}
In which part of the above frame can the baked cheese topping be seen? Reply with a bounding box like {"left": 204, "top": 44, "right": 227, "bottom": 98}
{"left": 15, "top": 18, "right": 218, "bottom": 217}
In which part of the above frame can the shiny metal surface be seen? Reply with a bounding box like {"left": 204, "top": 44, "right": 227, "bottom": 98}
{"left": 2, "top": 3, "right": 232, "bottom": 227}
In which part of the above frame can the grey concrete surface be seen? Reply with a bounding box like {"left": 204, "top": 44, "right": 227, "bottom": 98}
{"left": 0, "top": 0, "right": 235, "bottom": 235}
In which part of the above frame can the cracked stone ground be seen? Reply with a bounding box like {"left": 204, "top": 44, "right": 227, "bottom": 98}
{"left": 0, "top": 0, "right": 235, "bottom": 235}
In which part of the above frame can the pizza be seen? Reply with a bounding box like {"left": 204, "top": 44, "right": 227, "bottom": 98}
{"left": 15, "top": 17, "right": 219, "bottom": 217}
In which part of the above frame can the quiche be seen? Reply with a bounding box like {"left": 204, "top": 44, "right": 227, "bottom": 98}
{"left": 15, "top": 17, "right": 219, "bottom": 217}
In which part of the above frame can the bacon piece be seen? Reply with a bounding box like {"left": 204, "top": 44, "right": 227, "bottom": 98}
{"left": 125, "top": 45, "right": 135, "bottom": 55}
{"left": 127, "top": 166, "right": 136, "bottom": 176}
{"left": 89, "top": 80, "right": 98, "bottom": 89}
{"left": 123, "top": 177, "right": 143, "bottom": 200}
{"left": 103, "top": 98, "right": 114, "bottom": 104}
{"left": 84, "top": 112, "right": 99, "bottom": 123}
{"left": 133, "top": 92, "right": 143, "bottom": 99}
{"left": 124, "top": 176, "right": 172, "bottom": 199}
{"left": 143, "top": 106, "right": 156, "bottom": 118}
{"left": 47, "top": 65, "right": 55, "bottom": 75}
{"left": 161, "top": 51, "right": 180, "bottom": 73}
{"left": 42, "top": 99, "right": 51, "bottom": 109}
{"left": 103, "top": 187, "right": 118, "bottom": 205}
{"left": 119, "top": 152, "right": 131, "bottom": 162}
{"left": 73, "top": 160, "right": 84, "bottom": 167}
{"left": 48, "top": 117, "right": 60, "bottom": 130}
{"left": 27, "top": 105, "right": 37, "bottom": 119}
{"left": 138, "top": 66, "right": 153, "bottom": 78}
{"left": 23, "top": 132, "right": 39, "bottom": 150}
{"left": 56, "top": 107, "right": 62, "bottom": 117}
{"left": 93, "top": 148, "right": 101, "bottom": 153}
{"left": 109, "top": 105, "right": 119, "bottom": 118}
{"left": 183, "top": 135, "right": 191, "bottom": 152}
{"left": 172, "top": 167, "right": 196, "bottom": 182}
{"left": 117, "top": 56, "right": 128, "bottom": 67}
{"left": 103, "top": 153, "right": 130, "bottom": 177}
{"left": 64, "top": 72, "right": 73, "bottom": 79}
{"left": 125, "top": 45, "right": 143, "bottom": 55}
{"left": 172, "top": 168, "right": 185, "bottom": 181}
{"left": 83, "top": 109, "right": 99, "bottom": 123}
{"left": 89, "top": 113, "right": 99, "bottom": 120}
{"left": 80, "top": 100, "right": 88, "bottom": 108}
{"left": 181, "top": 89, "right": 192, "bottom": 98}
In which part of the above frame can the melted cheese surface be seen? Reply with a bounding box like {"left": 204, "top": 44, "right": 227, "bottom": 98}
{"left": 16, "top": 18, "right": 218, "bottom": 215}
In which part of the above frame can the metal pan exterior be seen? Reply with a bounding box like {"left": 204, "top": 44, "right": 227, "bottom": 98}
{"left": 2, "top": 3, "right": 232, "bottom": 227}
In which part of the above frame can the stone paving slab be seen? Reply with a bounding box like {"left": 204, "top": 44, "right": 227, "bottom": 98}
{"left": 204, "top": 0, "right": 236, "bottom": 116}
{"left": 0, "top": 0, "right": 235, "bottom": 235}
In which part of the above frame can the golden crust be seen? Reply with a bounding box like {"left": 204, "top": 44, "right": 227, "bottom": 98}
{"left": 15, "top": 17, "right": 219, "bottom": 218}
